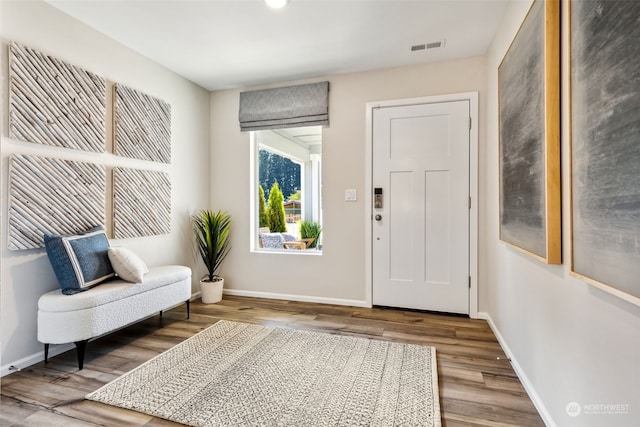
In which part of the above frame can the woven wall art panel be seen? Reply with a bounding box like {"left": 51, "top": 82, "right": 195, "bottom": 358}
{"left": 8, "top": 42, "right": 106, "bottom": 152}
{"left": 113, "top": 167, "right": 171, "bottom": 238}
{"left": 8, "top": 155, "right": 106, "bottom": 250}
{"left": 114, "top": 84, "right": 171, "bottom": 163}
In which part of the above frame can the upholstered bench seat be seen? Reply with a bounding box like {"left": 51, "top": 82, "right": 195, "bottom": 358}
{"left": 38, "top": 265, "right": 191, "bottom": 369}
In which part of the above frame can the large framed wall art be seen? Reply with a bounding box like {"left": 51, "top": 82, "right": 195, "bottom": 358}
{"left": 113, "top": 83, "right": 171, "bottom": 163}
{"left": 6, "top": 41, "right": 174, "bottom": 250}
{"left": 113, "top": 167, "right": 171, "bottom": 239}
{"left": 8, "top": 42, "right": 106, "bottom": 152}
{"left": 570, "top": 0, "right": 640, "bottom": 305}
{"left": 8, "top": 155, "right": 106, "bottom": 250}
{"left": 498, "top": 0, "right": 561, "bottom": 264}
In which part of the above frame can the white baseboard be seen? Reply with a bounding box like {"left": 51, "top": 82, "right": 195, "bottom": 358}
{"left": 223, "top": 288, "right": 370, "bottom": 308}
{"left": 478, "top": 312, "right": 555, "bottom": 427}
{"left": 1, "top": 342, "right": 74, "bottom": 378}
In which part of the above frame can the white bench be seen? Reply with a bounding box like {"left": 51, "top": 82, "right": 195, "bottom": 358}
{"left": 38, "top": 265, "right": 191, "bottom": 370}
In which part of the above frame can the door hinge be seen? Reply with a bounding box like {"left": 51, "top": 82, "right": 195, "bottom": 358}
{"left": 469, "top": 276, "right": 471, "bottom": 288}
{"left": 469, "top": 117, "right": 472, "bottom": 130}
{"left": 469, "top": 197, "right": 471, "bottom": 209}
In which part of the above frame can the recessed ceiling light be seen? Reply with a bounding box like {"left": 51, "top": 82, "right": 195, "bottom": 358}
{"left": 265, "top": 0, "right": 290, "bottom": 9}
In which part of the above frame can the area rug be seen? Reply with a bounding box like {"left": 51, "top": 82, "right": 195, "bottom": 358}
{"left": 87, "top": 320, "right": 441, "bottom": 427}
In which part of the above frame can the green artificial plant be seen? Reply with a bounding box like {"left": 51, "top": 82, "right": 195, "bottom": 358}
{"left": 193, "top": 209, "right": 231, "bottom": 282}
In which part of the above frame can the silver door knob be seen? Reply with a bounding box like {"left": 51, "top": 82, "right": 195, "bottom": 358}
{"left": 375, "top": 214, "right": 382, "bottom": 221}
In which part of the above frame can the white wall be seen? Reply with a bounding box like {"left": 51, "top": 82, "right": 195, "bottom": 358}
{"left": 483, "top": 1, "right": 640, "bottom": 426}
{"left": 0, "top": 0, "right": 211, "bottom": 374}
{"left": 209, "top": 57, "right": 486, "bottom": 305}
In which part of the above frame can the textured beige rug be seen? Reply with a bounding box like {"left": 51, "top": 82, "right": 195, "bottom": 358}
{"left": 87, "top": 320, "right": 441, "bottom": 427}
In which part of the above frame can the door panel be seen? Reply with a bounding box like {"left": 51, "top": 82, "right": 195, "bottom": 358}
{"left": 372, "top": 100, "right": 470, "bottom": 314}
{"left": 390, "top": 115, "right": 450, "bottom": 159}
{"left": 389, "top": 171, "right": 414, "bottom": 281}
{"left": 425, "top": 170, "right": 450, "bottom": 285}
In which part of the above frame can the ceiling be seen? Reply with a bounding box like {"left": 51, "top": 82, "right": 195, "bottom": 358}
{"left": 45, "top": 0, "right": 509, "bottom": 91}
{"left": 274, "top": 126, "right": 322, "bottom": 150}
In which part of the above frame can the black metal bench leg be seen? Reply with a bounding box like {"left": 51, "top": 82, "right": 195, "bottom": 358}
{"left": 186, "top": 299, "right": 190, "bottom": 319}
{"left": 44, "top": 344, "right": 49, "bottom": 364}
{"left": 74, "top": 340, "right": 88, "bottom": 370}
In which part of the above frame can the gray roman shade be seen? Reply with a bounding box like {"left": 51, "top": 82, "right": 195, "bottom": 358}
{"left": 239, "top": 81, "right": 329, "bottom": 132}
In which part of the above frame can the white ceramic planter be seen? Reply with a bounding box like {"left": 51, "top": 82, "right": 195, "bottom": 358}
{"left": 200, "top": 277, "right": 224, "bottom": 304}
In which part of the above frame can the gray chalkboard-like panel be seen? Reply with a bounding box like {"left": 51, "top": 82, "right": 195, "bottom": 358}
{"left": 498, "top": 0, "right": 561, "bottom": 264}
{"left": 113, "top": 167, "right": 171, "bottom": 238}
{"left": 570, "top": 0, "right": 640, "bottom": 305}
{"left": 8, "top": 155, "right": 106, "bottom": 250}
{"left": 113, "top": 84, "right": 171, "bottom": 163}
{"left": 8, "top": 42, "right": 106, "bottom": 152}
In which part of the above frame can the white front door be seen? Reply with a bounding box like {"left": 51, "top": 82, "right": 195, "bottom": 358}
{"left": 372, "top": 100, "right": 470, "bottom": 314}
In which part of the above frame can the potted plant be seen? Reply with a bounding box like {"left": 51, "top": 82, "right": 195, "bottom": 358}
{"left": 299, "top": 220, "right": 322, "bottom": 249}
{"left": 193, "top": 209, "right": 231, "bottom": 303}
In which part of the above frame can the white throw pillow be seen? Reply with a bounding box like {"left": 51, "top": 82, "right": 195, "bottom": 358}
{"left": 107, "top": 247, "right": 149, "bottom": 283}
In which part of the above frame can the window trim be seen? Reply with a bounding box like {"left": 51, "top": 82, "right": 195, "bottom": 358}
{"left": 249, "top": 131, "right": 323, "bottom": 255}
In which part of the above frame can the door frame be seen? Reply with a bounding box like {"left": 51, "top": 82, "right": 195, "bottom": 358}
{"left": 364, "top": 92, "right": 479, "bottom": 318}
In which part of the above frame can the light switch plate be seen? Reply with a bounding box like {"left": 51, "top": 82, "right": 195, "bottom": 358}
{"left": 345, "top": 189, "right": 357, "bottom": 201}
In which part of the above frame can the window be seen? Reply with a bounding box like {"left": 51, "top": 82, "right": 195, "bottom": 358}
{"left": 251, "top": 126, "right": 322, "bottom": 253}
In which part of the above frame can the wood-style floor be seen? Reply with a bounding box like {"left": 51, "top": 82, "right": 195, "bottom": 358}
{"left": 1, "top": 296, "right": 544, "bottom": 427}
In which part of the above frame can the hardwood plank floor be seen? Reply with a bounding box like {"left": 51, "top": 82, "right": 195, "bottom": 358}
{"left": 0, "top": 296, "right": 544, "bottom": 426}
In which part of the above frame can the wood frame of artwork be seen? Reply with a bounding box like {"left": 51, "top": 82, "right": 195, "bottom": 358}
{"left": 498, "top": 0, "right": 561, "bottom": 264}
{"left": 569, "top": 0, "right": 640, "bottom": 306}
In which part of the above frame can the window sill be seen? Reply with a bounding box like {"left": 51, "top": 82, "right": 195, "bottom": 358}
{"left": 251, "top": 247, "right": 323, "bottom": 256}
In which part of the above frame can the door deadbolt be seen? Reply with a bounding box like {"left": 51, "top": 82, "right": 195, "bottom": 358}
{"left": 374, "top": 188, "right": 383, "bottom": 209}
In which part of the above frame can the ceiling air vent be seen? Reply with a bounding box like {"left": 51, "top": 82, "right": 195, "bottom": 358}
{"left": 411, "top": 39, "right": 446, "bottom": 52}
